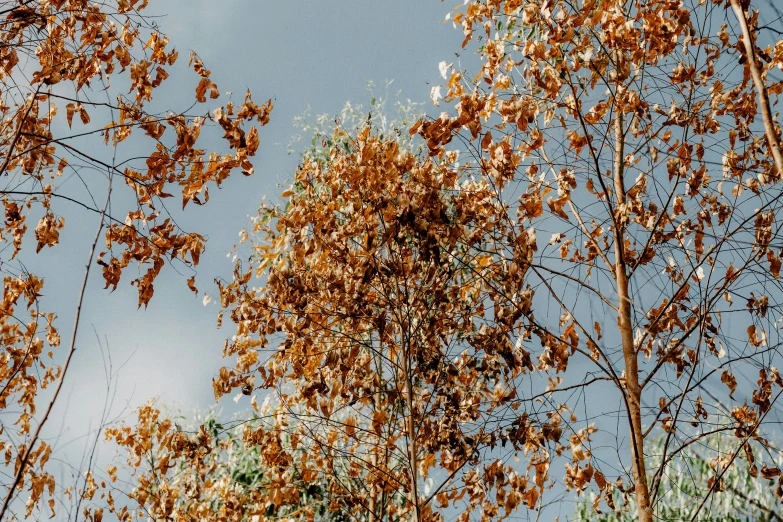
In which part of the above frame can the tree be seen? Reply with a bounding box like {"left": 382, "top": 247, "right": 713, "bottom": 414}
{"left": 102, "top": 97, "right": 421, "bottom": 522}
{"left": 213, "top": 111, "right": 559, "bottom": 522}
{"left": 209, "top": 0, "right": 783, "bottom": 521}
{"left": 0, "top": 0, "right": 270, "bottom": 518}
{"left": 423, "top": 0, "right": 783, "bottom": 519}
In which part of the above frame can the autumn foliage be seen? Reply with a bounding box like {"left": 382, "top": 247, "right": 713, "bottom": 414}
{"left": 6, "top": 0, "right": 783, "bottom": 521}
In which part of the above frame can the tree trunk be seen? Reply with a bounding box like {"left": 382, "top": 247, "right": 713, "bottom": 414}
{"left": 369, "top": 333, "right": 383, "bottom": 522}
{"left": 613, "top": 114, "right": 653, "bottom": 522}
{"left": 400, "top": 340, "right": 420, "bottom": 522}
{"left": 730, "top": 0, "right": 783, "bottom": 178}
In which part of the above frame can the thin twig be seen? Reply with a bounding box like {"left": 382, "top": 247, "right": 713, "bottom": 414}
{"left": 0, "top": 172, "right": 113, "bottom": 521}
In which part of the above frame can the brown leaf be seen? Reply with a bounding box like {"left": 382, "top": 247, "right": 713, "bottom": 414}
{"left": 721, "top": 370, "right": 737, "bottom": 399}
{"left": 79, "top": 106, "right": 90, "bottom": 125}
{"left": 66, "top": 103, "right": 76, "bottom": 128}
{"left": 481, "top": 131, "right": 493, "bottom": 150}
{"left": 187, "top": 276, "right": 198, "bottom": 295}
